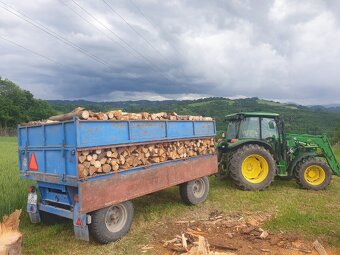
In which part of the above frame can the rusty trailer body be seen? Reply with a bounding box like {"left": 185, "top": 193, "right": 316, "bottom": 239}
{"left": 18, "top": 118, "right": 217, "bottom": 242}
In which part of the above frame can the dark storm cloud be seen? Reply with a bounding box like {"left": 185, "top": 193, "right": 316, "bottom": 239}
{"left": 1, "top": 0, "right": 340, "bottom": 104}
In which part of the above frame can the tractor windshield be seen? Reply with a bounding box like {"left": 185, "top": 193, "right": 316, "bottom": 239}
{"left": 239, "top": 117, "right": 260, "bottom": 139}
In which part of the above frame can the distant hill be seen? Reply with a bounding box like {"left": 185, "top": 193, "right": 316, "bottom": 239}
{"left": 48, "top": 97, "right": 340, "bottom": 142}
{"left": 308, "top": 105, "right": 340, "bottom": 113}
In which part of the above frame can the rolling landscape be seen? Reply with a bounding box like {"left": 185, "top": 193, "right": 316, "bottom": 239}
{"left": 2, "top": 1, "right": 340, "bottom": 253}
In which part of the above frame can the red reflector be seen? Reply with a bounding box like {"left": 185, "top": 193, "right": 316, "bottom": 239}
{"left": 76, "top": 218, "right": 82, "bottom": 225}
{"left": 230, "top": 138, "right": 238, "bottom": 143}
{"left": 28, "top": 186, "right": 36, "bottom": 193}
{"left": 29, "top": 153, "right": 38, "bottom": 171}
{"left": 74, "top": 194, "right": 79, "bottom": 204}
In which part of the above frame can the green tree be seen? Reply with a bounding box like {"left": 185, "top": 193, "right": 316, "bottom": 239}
{"left": 0, "top": 77, "right": 56, "bottom": 128}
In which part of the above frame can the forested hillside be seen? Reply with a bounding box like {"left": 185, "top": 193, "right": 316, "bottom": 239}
{"left": 1, "top": 78, "right": 339, "bottom": 143}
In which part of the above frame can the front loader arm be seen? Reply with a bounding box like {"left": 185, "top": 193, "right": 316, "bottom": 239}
{"left": 289, "top": 134, "right": 340, "bottom": 175}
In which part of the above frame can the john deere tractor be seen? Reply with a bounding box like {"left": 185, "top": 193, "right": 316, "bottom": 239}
{"left": 216, "top": 112, "right": 340, "bottom": 191}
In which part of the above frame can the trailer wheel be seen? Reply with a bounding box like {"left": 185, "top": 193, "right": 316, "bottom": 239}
{"left": 295, "top": 157, "right": 332, "bottom": 190}
{"left": 89, "top": 201, "right": 134, "bottom": 244}
{"left": 180, "top": 176, "right": 209, "bottom": 205}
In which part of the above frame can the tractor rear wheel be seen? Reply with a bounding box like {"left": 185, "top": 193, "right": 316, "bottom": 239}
{"left": 295, "top": 158, "right": 331, "bottom": 190}
{"left": 229, "top": 144, "right": 276, "bottom": 190}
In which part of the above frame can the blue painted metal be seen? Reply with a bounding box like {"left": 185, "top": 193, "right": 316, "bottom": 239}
{"left": 76, "top": 120, "right": 215, "bottom": 147}
{"left": 38, "top": 182, "right": 73, "bottom": 206}
{"left": 19, "top": 118, "right": 216, "bottom": 242}
{"left": 39, "top": 204, "right": 73, "bottom": 219}
{"left": 18, "top": 118, "right": 215, "bottom": 180}
{"left": 73, "top": 203, "right": 90, "bottom": 241}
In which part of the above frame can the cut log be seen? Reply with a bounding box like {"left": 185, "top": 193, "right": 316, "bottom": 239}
{"left": 77, "top": 138, "right": 215, "bottom": 177}
{"left": 313, "top": 240, "right": 328, "bottom": 255}
{"left": 0, "top": 210, "right": 22, "bottom": 255}
{"left": 83, "top": 161, "right": 91, "bottom": 168}
{"left": 49, "top": 107, "right": 90, "bottom": 121}
{"left": 81, "top": 151, "right": 89, "bottom": 156}
{"left": 102, "top": 164, "right": 111, "bottom": 173}
{"left": 89, "top": 166, "right": 97, "bottom": 176}
{"left": 99, "top": 158, "right": 107, "bottom": 165}
{"left": 86, "top": 155, "right": 93, "bottom": 162}
{"left": 78, "top": 155, "right": 86, "bottom": 163}
{"left": 111, "top": 161, "right": 119, "bottom": 171}
{"left": 94, "top": 161, "right": 101, "bottom": 168}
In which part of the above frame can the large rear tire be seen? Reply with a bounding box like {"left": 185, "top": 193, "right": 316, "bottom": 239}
{"left": 180, "top": 177, "right": 209, "bottom": 205}
{"left": 89, "top": 201, "right": 134, "bottom": 244}
{"left": 294, "top": 158, "right": 331, "bottom": 190}
{"left": 229, "top": 144, "right": 276, "bottom": 190}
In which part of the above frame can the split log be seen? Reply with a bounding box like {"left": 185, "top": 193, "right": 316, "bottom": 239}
{"left": 78, "top": 155, "right": 86, "bottom": 164}
{"left": 102, "top": 164, "right": 111, "bottom": 173}
{"left": 0, "top": 210, "right": 22, "bottom": 255}
{"left": 313, "top": 240, "right": 328, "bottom": 255}
{"left": 77, "top": 138, "right": 215, "bottom": 177}
{"left": 94, "top": 161, "right": 101, "bottom": 168}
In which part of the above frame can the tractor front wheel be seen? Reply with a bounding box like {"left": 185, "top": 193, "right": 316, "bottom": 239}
{"left": 295, "top": 158, "right": 332, "bottom": 190}
{"left": 229, "top": 144, "right": 276, "bottom": 190}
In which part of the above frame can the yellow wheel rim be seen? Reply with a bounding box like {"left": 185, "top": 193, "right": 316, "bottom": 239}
{"left": 241, "top": 154, "right": 269, "bottom": 184}
{"left": 304, "top": 165, "right": 326, "bottom": 186}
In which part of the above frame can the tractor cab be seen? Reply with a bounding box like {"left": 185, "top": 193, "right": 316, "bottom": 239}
{"left": 220, "top": 112, "right": 286, "bottom": 161}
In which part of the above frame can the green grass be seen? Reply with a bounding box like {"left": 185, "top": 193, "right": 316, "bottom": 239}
{"left": 1, "top": 137, "right": 340, "bottom": 254}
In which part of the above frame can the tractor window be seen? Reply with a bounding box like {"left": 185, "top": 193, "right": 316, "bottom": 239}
{"left": 261, "top": 118, "right": 279, "bottom": 139}
{"left": 239, "top": 117, "right": 260, "bottom": 139}
{"left": 226, "top": 121, "right": 238, "bottom": 140}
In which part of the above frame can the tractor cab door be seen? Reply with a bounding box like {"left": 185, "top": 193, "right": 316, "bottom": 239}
{"left": 260, "top": 118, "right": 280, "bottom": 158}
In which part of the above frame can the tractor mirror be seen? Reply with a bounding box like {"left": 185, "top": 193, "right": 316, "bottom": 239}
{"left": 269, "top": 121, "right": 275, "bottom": 129}
{"left": 222, "top": 132, "right": 226, "bottom": 138}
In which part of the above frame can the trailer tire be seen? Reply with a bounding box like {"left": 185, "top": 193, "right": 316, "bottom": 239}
{"left": 295, "top": 157, "right": 332, "bottom": 190}
{"left": 40, "top": 211, "right": 66, "bottom": 225}
{"left": 180, "top": 176, "right": 209, "bottom": 205}
{"left": 89, "top": 201, "right": 134, "bottom": 244}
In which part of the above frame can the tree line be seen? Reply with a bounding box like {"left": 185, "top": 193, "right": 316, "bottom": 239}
{"left": 0, "top": 77, "right": 55, "bottom": 133}
{"left": 1, "top": 78, "right": 340, "bottom": 144}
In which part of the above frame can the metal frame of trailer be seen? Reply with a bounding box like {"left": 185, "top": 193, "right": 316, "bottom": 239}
{"left": 18, "top": 118, "right": 217, "bottom": 241}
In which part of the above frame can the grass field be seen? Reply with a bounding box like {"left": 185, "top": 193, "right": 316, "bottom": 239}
{"left": 1, "top": 136, "right": 340, "bottom": 254}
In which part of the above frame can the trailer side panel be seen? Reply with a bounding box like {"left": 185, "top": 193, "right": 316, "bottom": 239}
{"left": 79, "top": 155, "right": 217, "bottom": 213}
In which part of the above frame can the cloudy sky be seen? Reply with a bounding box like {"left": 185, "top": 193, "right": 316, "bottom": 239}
{"left": 1, "top": 0, "right": 340, "bottom": 104}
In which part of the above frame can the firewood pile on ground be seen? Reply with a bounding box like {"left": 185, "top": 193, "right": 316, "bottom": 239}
{"left": 148, "top": 211, "right": 332, "bottom": 255}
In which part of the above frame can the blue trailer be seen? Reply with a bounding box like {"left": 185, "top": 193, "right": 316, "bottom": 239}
{"left": 18, "top": 118, "right": 217, "bottom": 243}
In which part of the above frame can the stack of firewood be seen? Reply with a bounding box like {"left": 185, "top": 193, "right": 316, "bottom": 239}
{"left": 78, "top": 138, "right": 215, "bottom": 178}
{"left": 22, "top": 108, "right": 213, "bottom": 126}
{"left": 49, "top": 108, "right": 213, "bottom": 121}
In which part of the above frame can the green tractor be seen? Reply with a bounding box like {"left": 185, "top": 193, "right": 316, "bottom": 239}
{"left": 216, "top": 112, "right": 340, "bottom": 191}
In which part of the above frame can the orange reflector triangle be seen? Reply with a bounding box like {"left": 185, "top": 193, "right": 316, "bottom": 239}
{"left": 76, "top": 218, "right": 81, "bottom": 225}
{"left": 29, "top": 153, "right": 38, "bottom": 171}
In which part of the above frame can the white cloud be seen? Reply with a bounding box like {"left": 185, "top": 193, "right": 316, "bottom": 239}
{"left": 0, "top": 0, "right": 340, "bottom": 104}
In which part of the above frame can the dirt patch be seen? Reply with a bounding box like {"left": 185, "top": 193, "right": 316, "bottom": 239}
{"left": 147, "top": 210, "right": 339, "bottom": 255}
